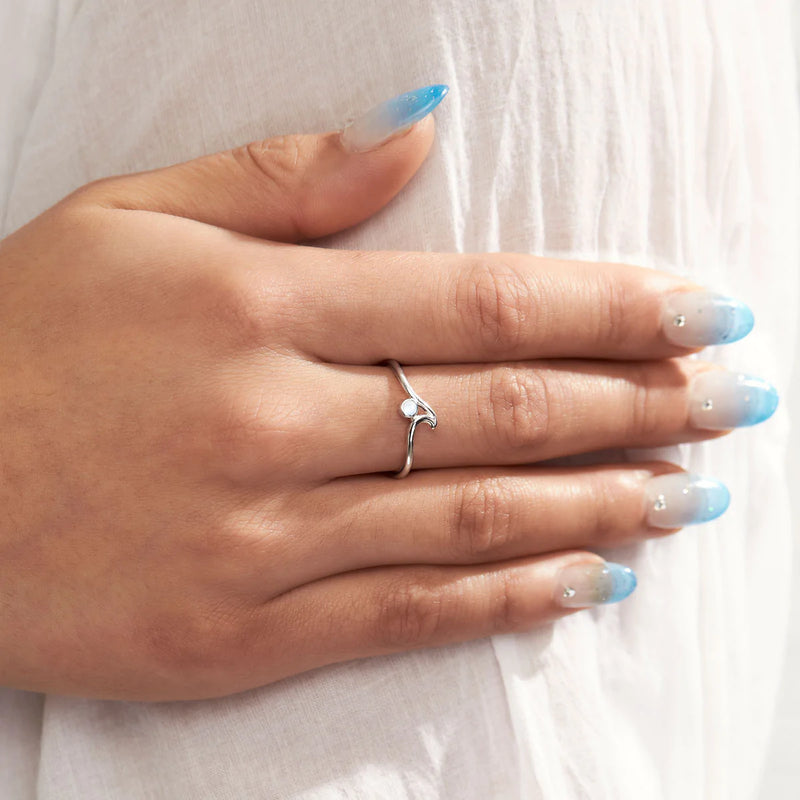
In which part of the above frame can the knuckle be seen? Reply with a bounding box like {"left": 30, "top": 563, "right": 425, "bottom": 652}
{"left": 600, "top": 275, "right": 625, "bottom": 346}
{"left": 592, "top": 265, "right": 657, "bottom": 351}
{"left": 199, "top": 271, "right": 275, "bottom": 348}
{"left": 242, "top": 135, "right": 303, "bottom": 187}
{"left": 627, "top": 365, "right": 660, "bottom": 439}
{"left": 234, "top": 135, "right": 307, "bottom": 238}
{"left": 138, "top": 604, "right": 235, "bottom": 674}
{"left": 63, "top": 176, "right": 124, "bottom": 209}
{"left": 45, "top": 195, "right": 114, "bottom": 246}
{"left": 597, "top": 272, "right": 635, "bottom": 347}
{"left": 212, "top": 387, "right": 303, "bottom": 480}
{"left": 375, "top": 577, "right": 445, "bottom": 649}
{"left": 587, "top": 471, "right": 651, "bottom": 545}
{"left": 451, "top": 477, "right": 514, "bottom": 559}
{"left": 37, "top": 201, "right": 135, "bottom": 284}
{"left": 588, "top": 474, "right": 627, "bottom": 544}
{"left": 484, "top": 366, "right": 550, "bottom": 450}
{"left": 190, "top": 506, "right": 289, "bottom": 564}
{"left": 485, "top": 571, "right": 524, "bottom": 635}
{"left": 454, "top": 261, "right": 532, "bottom": 354}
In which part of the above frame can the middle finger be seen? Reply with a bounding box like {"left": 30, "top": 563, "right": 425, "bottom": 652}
{"left": 267, "top": 247, "right": 755, "bottom": 364}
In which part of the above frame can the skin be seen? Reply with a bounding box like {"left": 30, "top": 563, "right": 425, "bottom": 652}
{"left": 0, "top": 116, "right": 729, "bottom": 701}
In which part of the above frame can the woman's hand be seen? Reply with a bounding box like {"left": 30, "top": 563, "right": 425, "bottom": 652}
{"left": 0, "top": 88, "right": 775, "bottom": 701}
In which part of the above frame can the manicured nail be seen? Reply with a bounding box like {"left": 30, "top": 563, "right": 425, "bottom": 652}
{"left": 645, "top": 473, "right": 730, "bottom": 528}
{"left": 689, "top": 371, "right": 779, "bottom": 429}
{"left": 339, "top": 84, "right": 449, "bottom": 153}
{"left": 554, "top": 561, "right": 637, "bottom": 608}
{"left": 662, "top": 291, "right": 754, "bottom": 347}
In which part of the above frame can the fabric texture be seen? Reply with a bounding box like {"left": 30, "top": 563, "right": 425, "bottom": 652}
{"left": 0, "top": 1, "right": 797, "bottom": 798}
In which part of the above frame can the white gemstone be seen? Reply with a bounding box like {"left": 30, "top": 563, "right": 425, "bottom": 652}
{"left": 673, "top": 314, "right": 687, "bottom": 328}
{"left": 400, "top": 398, "right": 418, "bottom": 418}
{"left": 654, "top": 495, "right": 667, "bottom": 511}
{"left": 563, "top": 586, "right": 576, "bottom": 599}
{"left": 703, "top": 398, "right": 713, "bottom": 410}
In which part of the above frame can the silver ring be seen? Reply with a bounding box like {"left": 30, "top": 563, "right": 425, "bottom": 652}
{"left": 385, "top": 359, "right": 437, "bottom": 478}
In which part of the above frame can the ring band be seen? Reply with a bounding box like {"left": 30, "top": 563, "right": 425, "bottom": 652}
{"left": 385, "top": 359, "right": 437, "bottom": 478}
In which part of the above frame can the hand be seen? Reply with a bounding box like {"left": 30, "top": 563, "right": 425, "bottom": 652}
{"left": 0, "top": 87, "right": 776, "bottom": 701}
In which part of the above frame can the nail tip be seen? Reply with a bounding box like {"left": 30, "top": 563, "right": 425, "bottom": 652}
{"left": 754, "top": 390, "right": 780, "bottom": 425}
{"left": 393, "top": 84, "right": 450, "bottom": 128}
{"left": 699, "top": 480, "right": 731, "bottom": 522}
{"left": 605, "top": 563, "right": 637, "bottom": 603}
{"left": 417, "top": 83, "right": 450, "bottom": 112}
{"left": 742, "top": 377, "right": 780, "bottom": 425}
{"left": 724, "top": 302, "right": 755, "bottom": 343}
{"left": 342, "top": 84, "right": 449, "bottom": 153}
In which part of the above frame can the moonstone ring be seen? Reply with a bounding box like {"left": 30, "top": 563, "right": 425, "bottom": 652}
{"left": 385, "top": 359, "right": 437, "bottom": 478}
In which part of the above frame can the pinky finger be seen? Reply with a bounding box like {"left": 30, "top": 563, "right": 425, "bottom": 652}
{"left": 252, "top": 553, "right": 636, "bottom": 684}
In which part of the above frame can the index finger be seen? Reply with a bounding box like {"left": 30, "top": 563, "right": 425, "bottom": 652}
{"left": 277, "top": 249, "right": 754, "bottom": 364}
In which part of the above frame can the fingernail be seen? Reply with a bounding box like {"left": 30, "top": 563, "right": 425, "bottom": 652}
{"left": 689, "top": 371, "right": 779, "bottom": 429}
{"left": 339, "top": 84, "right": 449, "bottom": 153}
{"left": 645, "top": 473, "right": 730, "bottom": 528}
{"left": 662, "top": 291, "right": 754, "bottom": 347}
{"left": 554, "top": 561, "right": 637, "bottom": 608}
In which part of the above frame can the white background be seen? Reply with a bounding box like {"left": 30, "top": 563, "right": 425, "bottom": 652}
{"left": 758, "top": 8, "right": 800, "bottom": 794}
{"left": 757, "top": 307, "right": 799, "bottom": 795}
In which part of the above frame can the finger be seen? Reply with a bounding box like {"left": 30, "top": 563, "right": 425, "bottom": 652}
{"left": 72, "top": 86, "right": 448, "bottom": 242}
{"left": 234, "top": 464, "right": 726, "bottom": 593}
{"left": 305, "top": 465, "right": 723, "bottom": 575}
{"left": 306, "top": 360, "right": 778, "bottom": 478}
{"left": 244, "top": 552, "right": 636, "bottom": 688}
{"left": 278, "top": 248, "right": 755, "bottom": 363}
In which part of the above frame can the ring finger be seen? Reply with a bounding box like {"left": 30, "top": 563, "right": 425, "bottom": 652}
{"left": 309, "top": 359, "right": 777, "bottom": 478}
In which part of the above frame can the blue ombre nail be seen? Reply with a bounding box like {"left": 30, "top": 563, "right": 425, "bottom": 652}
{"left": 605, "top": 563, "right": 638, "bottom": 603}
{"left": 689, "top": 371, "right": 779, "bottom": 429}
{"left": 662, "top": 291, "right": 755, "bottom": 347}
{"left": 725, "top": 301, "right": 755, "bottom": 342}
{"left": 340, "top": 84, "right": 450, "bottom": 153}
{"left": 645, "top": 473, "right": 730, "bottom": 528}
{"left": 555, "top": 561, "right": 637, "bottom": 607}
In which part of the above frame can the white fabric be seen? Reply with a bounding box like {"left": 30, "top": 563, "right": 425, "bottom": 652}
{"left": 1, "top": 1, "right": 797, "bottom": 797}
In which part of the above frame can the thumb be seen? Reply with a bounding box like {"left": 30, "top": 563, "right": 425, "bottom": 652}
{"left": 85, "top": 84, "right": 449, "bottom": 243}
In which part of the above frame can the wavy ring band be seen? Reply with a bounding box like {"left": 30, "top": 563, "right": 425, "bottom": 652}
{"left": 385, "top": 359, "right": 437, "bottom": 478}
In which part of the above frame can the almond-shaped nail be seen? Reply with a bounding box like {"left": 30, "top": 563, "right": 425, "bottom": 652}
{"left": 689, "top": 371, "right": 779, "bottom": 429}
{"left": 339, "top": 84, "right": 449, "bottom": 153}
{"left": 645, "top": 473, "right": 730, "bottom": 528}
{"left": 662, "top": 291, "right": 754, "bottom": 347}
{"left": 554, "top": 561, "right": 637, "bottom": 608}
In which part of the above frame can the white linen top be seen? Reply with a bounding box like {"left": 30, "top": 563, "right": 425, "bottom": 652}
{"left": 1, "top": 1, "right": 797, "bottom": 798}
